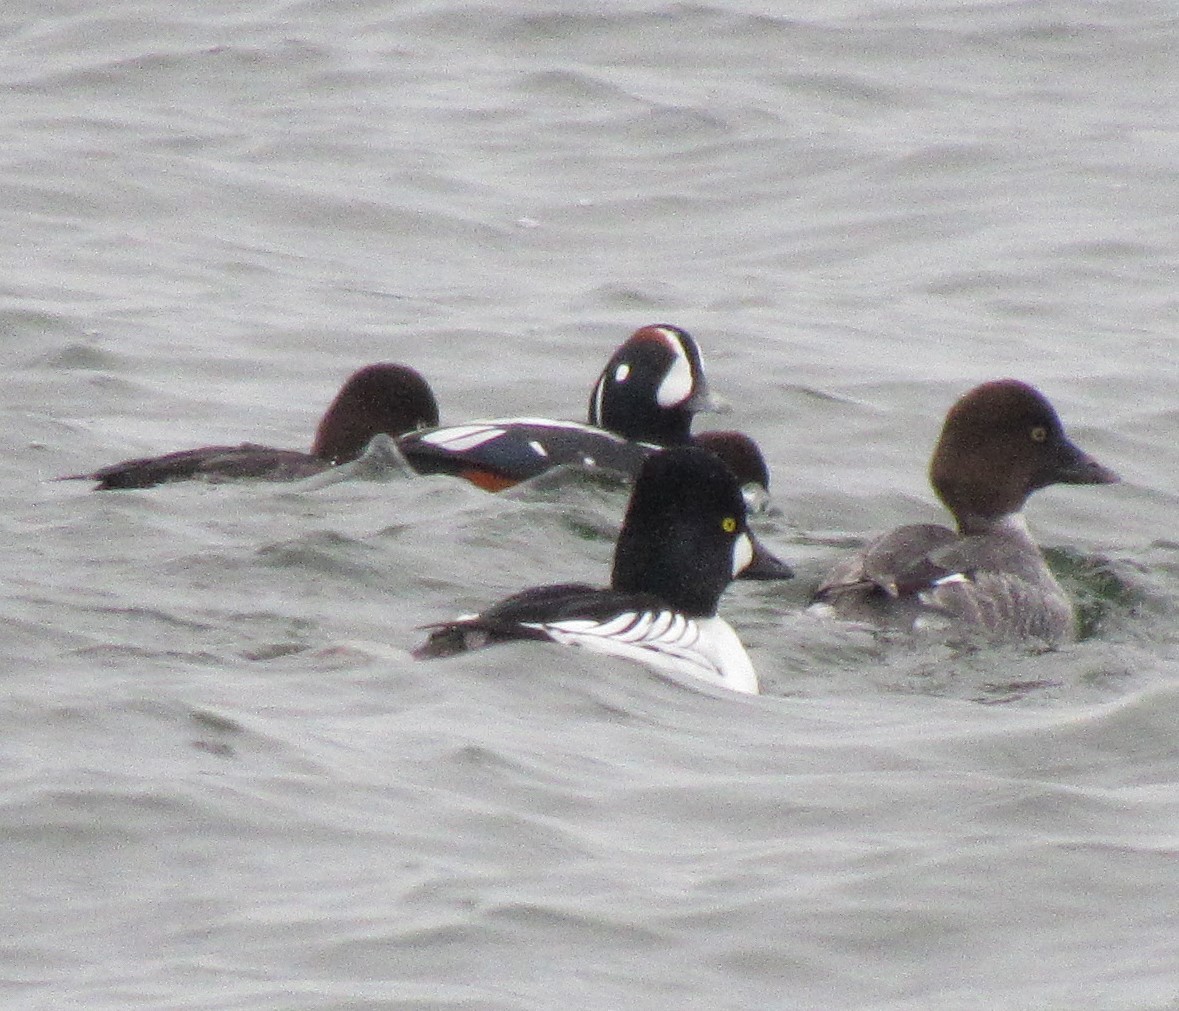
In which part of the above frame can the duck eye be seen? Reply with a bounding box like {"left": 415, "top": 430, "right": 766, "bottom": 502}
{"left": 721, "top": 516, "right": 737, "bottom": 533}
{"left": 1030, "top": 425, "right": 1048, "bottom": 443}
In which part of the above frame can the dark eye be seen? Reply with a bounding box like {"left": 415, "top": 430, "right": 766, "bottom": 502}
{"left": 1030, "top": 425, "right": 1047, "bottom": 443}
{"left": 721, "top": 516, "right": 737, "bottom": 533}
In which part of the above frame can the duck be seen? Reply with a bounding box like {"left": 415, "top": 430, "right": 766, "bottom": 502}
{"left": 586, "top": 322, "right": 723, "bottom": 443}
{"left": 414, "top": 445, "right": 792, "bottom": 693}
{"left": 62, "top": 363, "right": 439, "bottom": 490}
{"left": 810, "top": 379, "right": 1118, "bottom": 644}
{"left": 397, "top": 325, "right": 761, "bottom": 494}
{"left": 694, "top": 430, "right": 772, "bottom": 514}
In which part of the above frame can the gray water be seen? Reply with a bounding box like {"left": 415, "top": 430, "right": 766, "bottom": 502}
{"left": 4, "top": 1, "right": 1179, "bottom": 1007}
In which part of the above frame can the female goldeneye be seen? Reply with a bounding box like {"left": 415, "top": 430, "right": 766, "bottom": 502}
{"left": 694, "top": 430, "right": 772, "bottom": 514}
{"left": 396, "top": 324, "right": 736, "bottom": 491}
{"left": 414, "top": 445, "right": 793, "bottom": 694}
{"left": 811, "top": 379, "right": 1119, "bottom": 644}
{"left": 63, "top": 363, "right": 439, "bottom": 490}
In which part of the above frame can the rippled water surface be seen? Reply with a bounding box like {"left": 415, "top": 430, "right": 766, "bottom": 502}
{"left": 4, "top": 1, "right": 1179, "bottom": 1007}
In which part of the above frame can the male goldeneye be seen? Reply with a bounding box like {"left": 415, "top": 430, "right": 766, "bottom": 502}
{"left": 414, "top": 445, "right": 792, "bottom": 694}
{"left": 397, "top": 324, "right": 741, "bottom": 491}
{"left": 63, "top": 363, "right": 439, "bottom": 490}
{"left": 811, "top": 379, "right": 1118, "bottom": 644}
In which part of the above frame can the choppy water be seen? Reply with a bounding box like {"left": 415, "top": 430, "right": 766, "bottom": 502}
{"left": 4, "top": 1, "right": 1179, "bottom": 1007}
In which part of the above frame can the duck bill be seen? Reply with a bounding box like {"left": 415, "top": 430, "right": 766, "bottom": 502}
{"left": 741, "top": 482, "right": 772, "bottom": 515}
{"left": 1054, "top": 438, "right": 1120, "bottom": 486}
{"left": 737, "top": 533, "right": 794, "bottom": 581}
{"left": 684, "top": 384, "right": 732, "bottom": 416}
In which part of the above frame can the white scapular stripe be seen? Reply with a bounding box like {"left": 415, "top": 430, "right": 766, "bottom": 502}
{"left": 419, "top": 424, "right": 506, "bottom": 452}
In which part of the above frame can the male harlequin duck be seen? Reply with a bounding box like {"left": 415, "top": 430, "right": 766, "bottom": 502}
{"left": 62, "top": 364, "right": 439, "bottom": 490}
{"left": 415, "top": 445, "right": 792, "bottom": 694}
{"left": 397, "top": 325, "right": 762, "bottom": 493}
{"left": 586, "top": 322, "right": 722, "bottom": 443}
{"left": 810, "top": 379, "right": 1118, "bottom": 644}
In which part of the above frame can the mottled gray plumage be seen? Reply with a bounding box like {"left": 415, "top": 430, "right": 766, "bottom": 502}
{"left": 813, "top": 380, "right": 1118, "bottom": 645}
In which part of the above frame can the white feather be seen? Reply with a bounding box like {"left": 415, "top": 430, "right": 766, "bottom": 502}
{"left": 731, "top": 533, "right": 753, "bottom": 577}
{"left": 655, "top": 334, "right": 693, "bottom": 408}
{"left": 526, "top": 611, "right": 759, "bottom": 694}
{"left": 419, "top": 424, "right": 506, "bottom": 452}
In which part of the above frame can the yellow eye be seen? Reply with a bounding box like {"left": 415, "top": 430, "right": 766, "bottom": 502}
{"left": 721, "top": 516, "right": 737, "bottom": 533}
{"left": 1030, "top": 425, "right": 1047, "bottom": 443}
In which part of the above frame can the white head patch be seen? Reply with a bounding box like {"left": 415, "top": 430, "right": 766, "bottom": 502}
{"left": 656, "top": 332, "right": 694, "bottom": 408}
{"left": 731, "top": 532, "right": 753, "bottom": 578}
{"left": 614, "top": 363, "right": 631, "bottom": 384}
